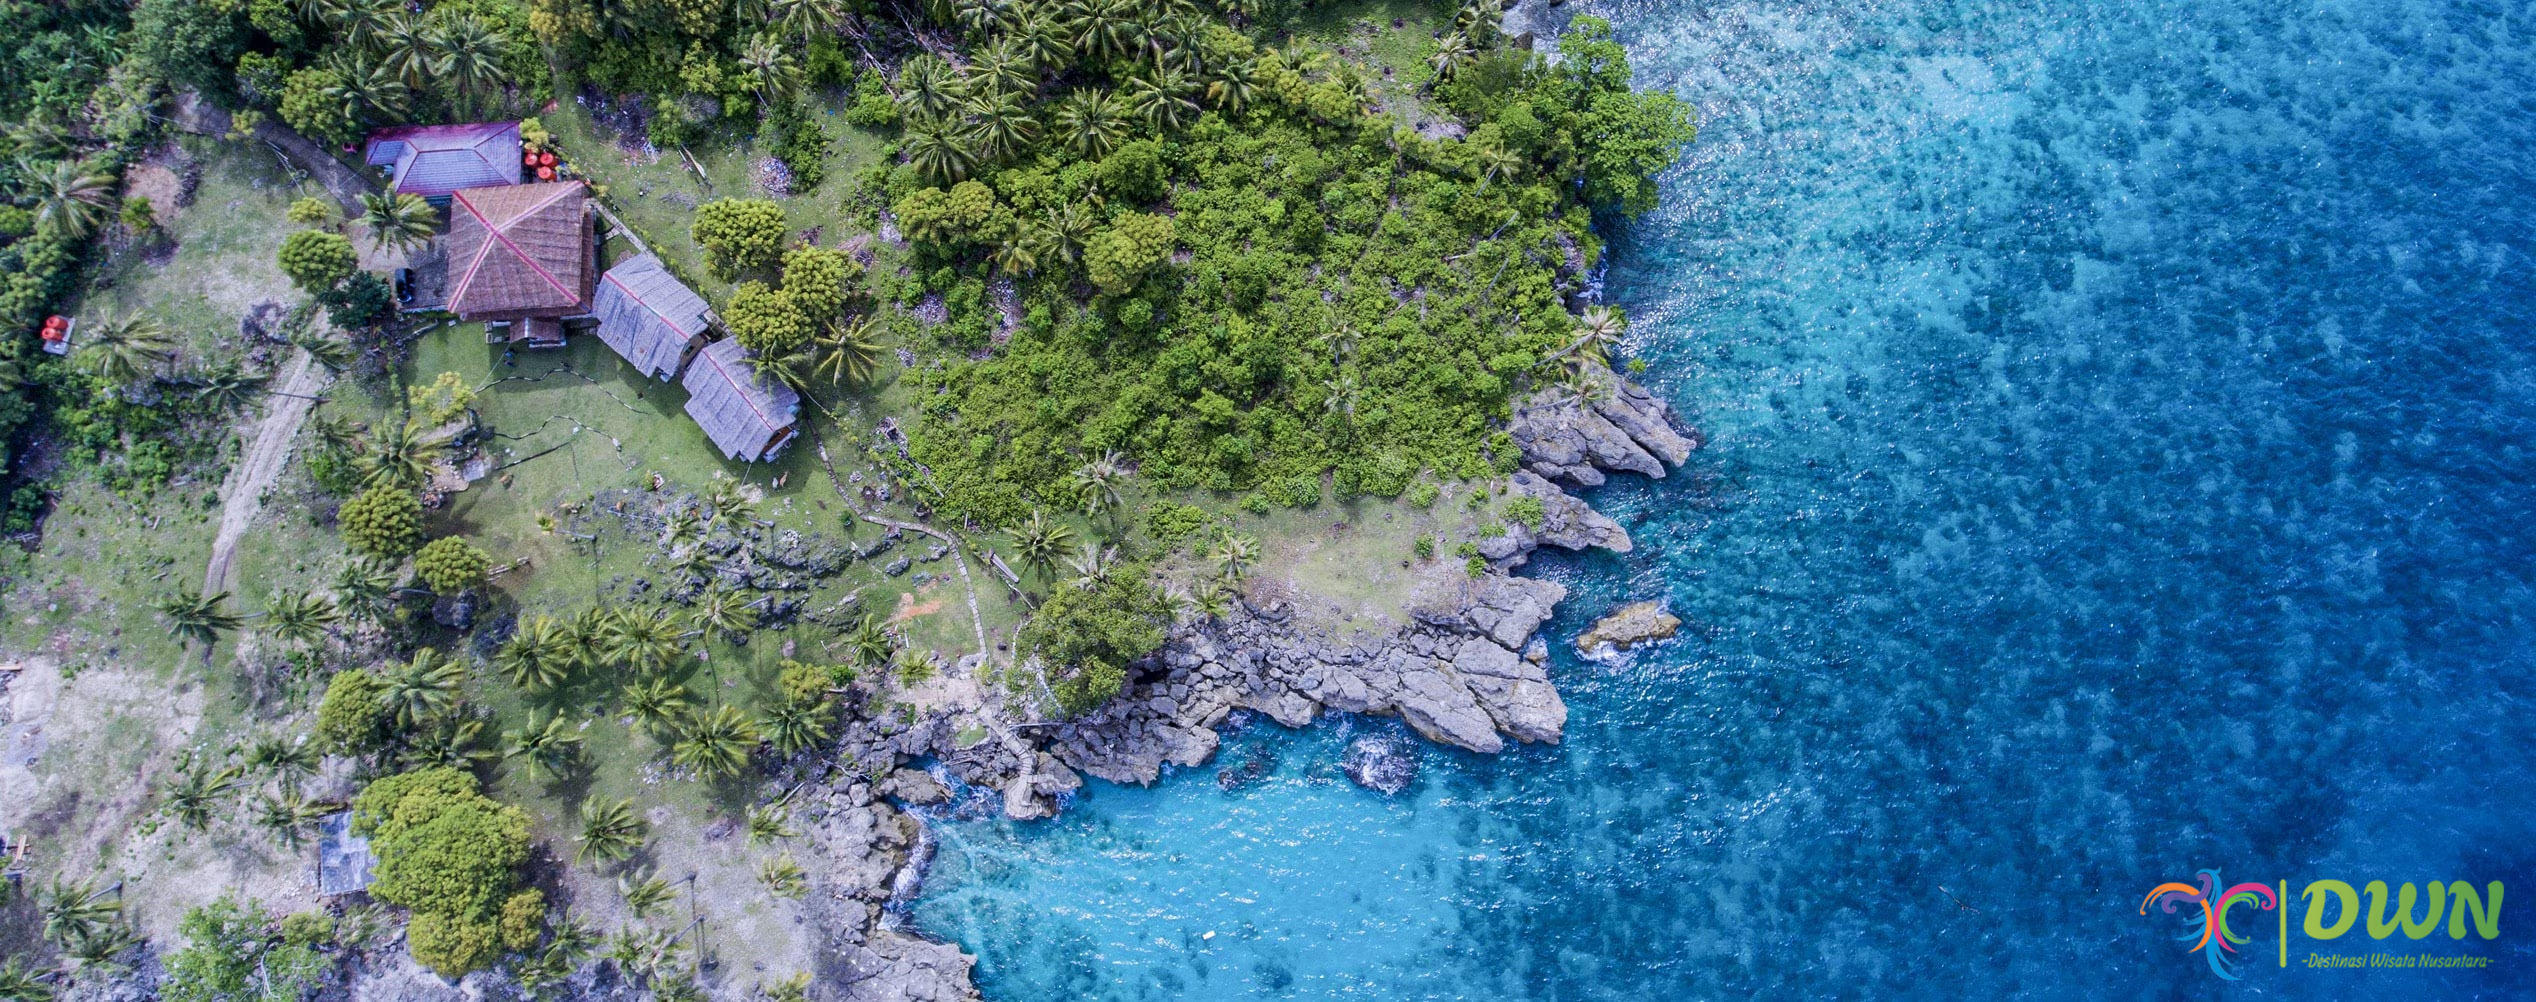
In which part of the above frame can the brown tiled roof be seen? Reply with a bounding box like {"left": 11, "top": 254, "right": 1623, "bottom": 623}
{"left": 445, "top": 182, "right": 593, "bottom": 320}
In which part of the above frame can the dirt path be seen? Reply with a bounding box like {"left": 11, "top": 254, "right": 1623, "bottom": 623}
{"left": 252, "top": 116, "right": 376, "bottom": 213}
{"left": 205, "top": 348, "right": 328, "bottom": 595}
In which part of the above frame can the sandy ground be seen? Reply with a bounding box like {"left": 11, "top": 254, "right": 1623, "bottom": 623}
{"left": 205, "top": 348, "right": 328, "bottom": 594}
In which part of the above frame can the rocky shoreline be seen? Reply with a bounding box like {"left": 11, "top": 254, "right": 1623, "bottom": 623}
{"left": 115, "top": 370, "right": 1693, "bottom": 1002}
{"left": 762, "top": 369, "right": 1700, "bottom": 1001}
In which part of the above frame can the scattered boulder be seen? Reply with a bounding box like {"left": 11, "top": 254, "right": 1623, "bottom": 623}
{"left": 1576, "top": 600, "right": 1682, "bottom": 654}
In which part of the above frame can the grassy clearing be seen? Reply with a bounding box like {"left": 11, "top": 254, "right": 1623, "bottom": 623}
{"left": 544, "top": 105, "right": 892, "bottom": 301}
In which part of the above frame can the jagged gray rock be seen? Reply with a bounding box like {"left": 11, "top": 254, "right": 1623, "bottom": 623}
{"left": 836, "top": 929, "right": 984, "bottom": 1002}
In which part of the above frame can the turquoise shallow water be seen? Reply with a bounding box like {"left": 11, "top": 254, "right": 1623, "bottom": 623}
{"left": 913, "top": 0, "right": 2536, "bottom": 996}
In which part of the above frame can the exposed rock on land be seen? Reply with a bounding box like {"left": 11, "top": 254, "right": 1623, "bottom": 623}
{"left": 1576, "top": 600, "right": 1683, "bottom": 654}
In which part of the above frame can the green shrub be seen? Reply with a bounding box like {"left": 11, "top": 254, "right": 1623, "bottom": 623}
{"left": 1413, "top": 535, "right": 1434, "bottom": 559}
{"left": 278, "top": 230, "right": 357, "bottom": 291}
{"left": 497, "top": 888, "right": 544, "bottom": 952}
{"left": 354, "top": 767, "right": 531, "bottom": 977}
{"left": 414, "top": 536, "right": 491, "bottom": 594}
{"left": 1142, "top": 502, "right": 1210, "bottom": 544}
{"left": 339, "top": 485, "right": 423, "bottom": 558}
{"left": 691, "top": 198, "right": 790, "bottom": 279}
{"left": 316, "top": 668, "right": 390, "bottom": 755}
{"left": 1506, "top": 495, "right": 1546, "bottom": 529}
{"left": 1405, "top": 482, "right": 1442, "bottom": 509}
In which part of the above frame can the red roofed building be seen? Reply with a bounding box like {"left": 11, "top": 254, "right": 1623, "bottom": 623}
{"left": 364, "top": 122, "right": 523, "bottom": 200}
{"left": 444, "top": 182, "right": 596, "bottom": 344}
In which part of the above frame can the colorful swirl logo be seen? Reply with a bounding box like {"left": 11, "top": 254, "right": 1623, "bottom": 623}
{"left": 2141, "top": 869, "right": 2281, "bottom": 980}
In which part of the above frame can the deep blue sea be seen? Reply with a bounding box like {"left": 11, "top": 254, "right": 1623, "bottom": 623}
{"left": 911, "top": 0, "right": 2536, "bottom": 996}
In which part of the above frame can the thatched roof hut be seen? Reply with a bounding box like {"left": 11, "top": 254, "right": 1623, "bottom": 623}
{"left": 592, "top": 254, "right": 712, "bottom": 381}
{"left": 681, "top": 339, "right": 800, "bottom": 462}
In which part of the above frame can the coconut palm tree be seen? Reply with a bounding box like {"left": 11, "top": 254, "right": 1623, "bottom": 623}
{"left": 332, "top": 557, "right": 399, "bottom": 624}
{"left": 184, "top": 362, "right": 268, "bottom": 414}
{"left": 1322, "top": 372, "right": 1361, "bottom": 425}
{"left": 1429, "top": 32, "right": 1477, "bottom": 83}
{"left": 253, "top": 788, "right": 330, "bottom": 848}
{"left": 399, "top": 716, "right": 496, "bottom": 770}
{"left": 0, "top": 955, "right": 54, "bottom": 1000}
{"left": 263, "top": 590, "right": 340, "bottom": 646}
{"left": 159, "top": 591, "right": 243, "bottom": 654}
{"left": 988, "top": 229, "right": 1043, "bottom": 277}
{"left": 976, "top": 38, "right": 1039, "bottom": 98}
{"left": 1206, "top": 59, "right": 1257, "bottom": 113}
{"left": 617, "top": 870, "right": 675, "bottom": 917}
{"left": 964, "top": 89, "right": 1038, "bottom": 162}
{"left": 359, "top": 192, "right": 438, "bottom": 253}
{"left": 1052, "top": 88, "right": 1125, "bottom": 159}
{"left": 1014, "top": 8, "right": 1076, "bottom": 72}
{"left": 844, "top": 614, "right": 896, "bottom": 670}
{"left": 503, "top": 712, "right": 586, "bottom": 782}
{"left": 35, "top": 878, "right": 121, "bottom": 950}
{"left": 687, "top": 588, "right": 756, "bottom": 643}
{"left": 380, "top": 647, "right": 466, "bottom": 729}
{"left": 737, "top": 33, "right": 800, "bottom": 110}
{"left": 334, "top": 0, "right": 397, "bottom": 49}
{"left": 603, "top": 607, "right": 687, "bottom": 675}
{"left": 294, "top": 329, "right": 357, "bottom": 372}
{"left": 1062, "top": 541, "right": 1116, "bottom": 589}
{"left": 376, "top": 10, "right": 436, "bottom": 87}
{"left": 76, "top": 312, "right": 178, "bottom": 390}
{"left": 903, "top": 120, "right": 979, "bottom": 185}
{"left": 760, "top": 700, "right": 832, "bottom": 757}
{"left": 325, "top": 53, "right": 409, "bottom": 125}
{"left": 894, "top": 54, "right": 965, "bottom": 123}
{"left": 430, "top": 15, "right": 512, "bottom": 116}
{"left": 1004, "top": 510, "right": 1075, "bottom": 586}
{"left": 245, "top": 734, "right": 321, "bottom": 785}
{"left": 673, "top": 704, "right": 759, "bottom": 780}
{"left": 496, "top": 615, "right": 576, "bottom": 691}
{"left": 1568, "top": 305, "right": 1625, "bottom": 363}
{"left": 575, "top": 797, "right": 646, "bottom": 865}
{"left": 956, "top": 0, "right": 1025, "bottom": 35}
{"left": 623, "top": 678, "right": 691, "bottom": 736}
{"left": 1453, "top": 0, "right": 1504, "bottom": 45}
{"left": 164, "top": 761, "right": 244, "bottom": 831}
{"left": 809, "top": 314, "right": 884, "bottom": 388}
{"left": 1208, "top": 530, "right": 1259, "bottom": 582}
{"left": 1067, "top": 0, "right": 1140, "bottom": 62}
{"left": 1041, "top": 202, "right": 1093, "bottom": 263}
{"left": 770, "top": 0, "right": 847, "bottom": 47}
{"left": 26, "top": 158, "right": 116, "bottom": 240}
{"left": 1070, "top": 450, "right": 1127, "bottom": 517}
{"left": 1121, "top": 67, "right": 1198, "bottom": 132}
{"left": 361, "top": 417, "right": 447, "bottom": 490}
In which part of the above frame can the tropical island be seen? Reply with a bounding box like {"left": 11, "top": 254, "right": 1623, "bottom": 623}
{"left": 0, "top": 0, "right": 1695, "bottom": 997}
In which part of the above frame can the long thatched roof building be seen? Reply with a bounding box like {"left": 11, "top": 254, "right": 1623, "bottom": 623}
{"left": 681, "top": 339, "right": 800, "bottom": 463}
{"left": 591, "top": 254, "right": 711, "bottom": 381}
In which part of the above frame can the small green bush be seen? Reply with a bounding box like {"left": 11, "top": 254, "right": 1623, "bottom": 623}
{"left": 1506, "top": 495, "right": 1546, "bottom": 529}
{"left": 1406, "top": 482, "right": 1442, "bottom": 508}
{"left": 1267, "top": 475, "right": 1321, "bottom": 509}
{"left": 1413, "top": 535, "right": 1434, "bottom": 559}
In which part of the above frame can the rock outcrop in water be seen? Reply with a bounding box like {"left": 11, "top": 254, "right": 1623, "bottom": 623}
{"left": 1576, "top": 600, "right": 1683, "bottom": 654}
